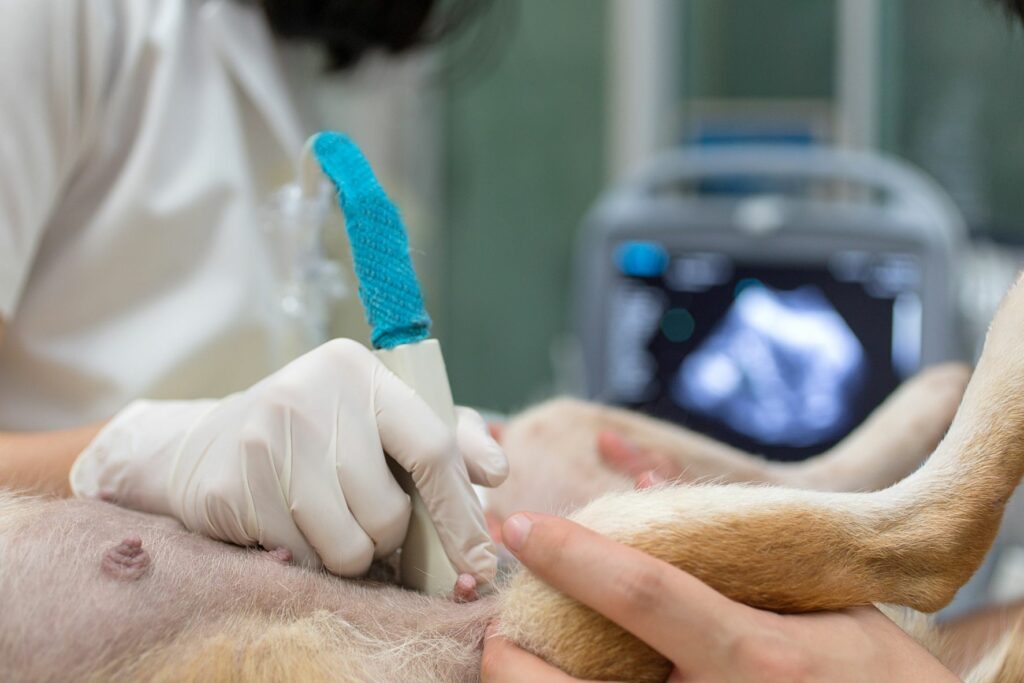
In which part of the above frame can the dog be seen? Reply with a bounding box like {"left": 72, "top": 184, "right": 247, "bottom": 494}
{"left": 4, "top": 278, "right": 1024, "bottom": 682}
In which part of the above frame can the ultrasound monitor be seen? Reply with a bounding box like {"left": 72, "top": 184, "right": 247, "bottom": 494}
{"left": 576, "top": 147, "right": 965, "bottom": 461}
{"left": 606, "top": 245, "right": 923, "bottom": 460}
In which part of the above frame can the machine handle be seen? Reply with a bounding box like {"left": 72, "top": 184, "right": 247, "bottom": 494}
{"left": 617, "top": 145, "right": 966, "bottom": 245}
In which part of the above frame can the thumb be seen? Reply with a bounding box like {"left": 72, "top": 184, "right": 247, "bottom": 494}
{"left": 455, "top": 407, "right": 509, "bottom": 487}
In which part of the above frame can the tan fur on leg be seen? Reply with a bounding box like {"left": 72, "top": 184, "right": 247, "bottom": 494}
{"left": 498, "top": 483, "right": 989, "bottom": 682}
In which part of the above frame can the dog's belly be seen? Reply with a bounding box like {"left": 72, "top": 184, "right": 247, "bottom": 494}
{"left": 0, "top": 493, "right": 491, "bottom": 682}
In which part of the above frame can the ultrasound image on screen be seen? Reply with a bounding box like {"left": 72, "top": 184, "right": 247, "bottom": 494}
{"left": 674, "top": 284, "right": 867, "bottom": 447}
{"left": 606, "top": 244, "right": 922, "bottom": 461}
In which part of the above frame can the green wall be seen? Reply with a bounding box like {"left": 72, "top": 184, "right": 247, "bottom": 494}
{"left": 440, "top": 1, "right": 607, "bottom": 412}
{"left": 684, "top": 0, "right": 837, "bottom": 100}
{"left": 436, "top": 0, "right": 1024, "bottom": 412}
{"left": 891, "top": 0, "right": 1024, "bottom": 236}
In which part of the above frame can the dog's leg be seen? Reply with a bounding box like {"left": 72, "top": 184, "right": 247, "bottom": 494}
{"left": 790, "top": 362, "right": 970, "bottom": 491}
{"left": 517, "top": 363, "right": 969, "bottom": 495}
{"left": 489, "top": 364, "right": 968, "bottom": 524}
{"left": 602, "top": 362, "right": 969, "bottom": 490}
{"left": 499, "top": 278, "right": 1024, "bottom": 681}
{"left": 582, "top": 400, "right": 784, "bottom": 484}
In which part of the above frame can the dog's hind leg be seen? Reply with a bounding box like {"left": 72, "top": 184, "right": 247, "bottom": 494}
{"left": 790, "top": 362, "right": 971, "bottom": 492}
{"left": 500, "top": 276, "right": 1024, "bottom": 681}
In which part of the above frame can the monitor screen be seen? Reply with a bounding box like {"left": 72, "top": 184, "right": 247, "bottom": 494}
{"left": 605, "top": 243, "right": 923, "bottom": 461}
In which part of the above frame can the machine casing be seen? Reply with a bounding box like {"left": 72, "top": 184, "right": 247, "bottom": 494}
{"left": 576, "top": 147, "right": 967, "bottom": 460}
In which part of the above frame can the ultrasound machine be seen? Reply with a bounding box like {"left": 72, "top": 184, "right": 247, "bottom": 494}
{"left": 575, "top": 146, "right": 969, "bottom": 461}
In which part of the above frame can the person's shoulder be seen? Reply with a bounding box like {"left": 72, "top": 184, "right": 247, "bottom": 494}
{"left": 0, "top": 0, "right": 133, "bottom": 64}
{"left": 0, "top": 0, "right": 197, "bottom": 49}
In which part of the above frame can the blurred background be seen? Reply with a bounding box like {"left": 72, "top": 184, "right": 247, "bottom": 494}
{"left": 278, "top": 0, "right": 1024, "bottom": 430}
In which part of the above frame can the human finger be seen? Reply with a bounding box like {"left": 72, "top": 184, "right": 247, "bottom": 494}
{"left": 241, "top": 439, "right": 322, "bottom": 570}
{"left": 501, "top": 512, "right": 757, "bottom": 671}
{"left": 481, "top": 622, "right": 594, "bottom": 683}
{"left": 373, "top": 366, "right": 497, "bottom": 582}
{"left": 275, "top": 340, "right": 409, "bottom": 564}
{"left": 329, "top": 401, "right": 412, "bottom": 558}
{"left": 289, "top": 448, "right": 377, "bottom": 576}
{"left": 455, "top": 406, "right": 510, "bottom": 487}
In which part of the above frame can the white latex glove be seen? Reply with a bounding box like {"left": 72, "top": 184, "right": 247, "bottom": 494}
{"left": 70, "top": 339, "right": 509, "bottom": 582}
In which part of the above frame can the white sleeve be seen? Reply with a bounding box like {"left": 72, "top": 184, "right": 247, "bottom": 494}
{"left": 0, "top": 0, "right": 119, "bottom": 319}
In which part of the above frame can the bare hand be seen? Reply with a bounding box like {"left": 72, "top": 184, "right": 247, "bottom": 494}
{"left": 482, "top": 513, "right": 958, "bottom": 683}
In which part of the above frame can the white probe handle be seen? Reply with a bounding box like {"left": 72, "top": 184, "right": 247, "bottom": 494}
{"left": 375, "top": 339, "right": 459, "bottom": 595}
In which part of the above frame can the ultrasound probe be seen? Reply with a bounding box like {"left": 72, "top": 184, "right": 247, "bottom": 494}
{"left": 299, "top": 132, "right": 464, "bottom": 596}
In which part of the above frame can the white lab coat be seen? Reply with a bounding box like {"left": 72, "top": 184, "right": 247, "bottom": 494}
{"left": 0, "top": 0, "right": 308, "bottom": 429}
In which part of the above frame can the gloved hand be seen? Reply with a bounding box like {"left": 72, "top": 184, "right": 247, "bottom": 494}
{"left": 70, "top": 339, "right": 509, "bottom": 582}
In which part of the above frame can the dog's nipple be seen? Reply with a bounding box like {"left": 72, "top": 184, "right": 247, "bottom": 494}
{"left": 101, "top": 535, "right": 152, "bottom": 581}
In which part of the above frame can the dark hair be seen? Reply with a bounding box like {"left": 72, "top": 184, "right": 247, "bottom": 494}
{"left": 993, "top": 0, "right": 1024, "bottom": 22}
{"left": 261, "top": 0, "right": 485, "bottom": 69}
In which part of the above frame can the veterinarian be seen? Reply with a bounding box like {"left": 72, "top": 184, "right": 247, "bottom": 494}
{"left": 0, "top": 0, "right": 507, "bottom": 591}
